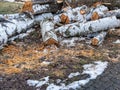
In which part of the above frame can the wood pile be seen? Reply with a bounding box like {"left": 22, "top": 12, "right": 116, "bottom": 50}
{"left": 0, "top": 1, "right": 120, "bottom": 49}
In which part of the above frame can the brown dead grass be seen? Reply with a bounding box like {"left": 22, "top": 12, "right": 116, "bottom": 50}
{"left": 0, "top": 43, "right": 103, "bottom": 75}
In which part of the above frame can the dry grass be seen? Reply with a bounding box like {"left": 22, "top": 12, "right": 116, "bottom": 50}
{"left": 0, "top": 2, "right": 23, "bottom": 14}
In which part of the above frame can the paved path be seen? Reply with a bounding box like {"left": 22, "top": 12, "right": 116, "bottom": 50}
{"left": 80, "top": 62, "right": 120, "bottom": 90}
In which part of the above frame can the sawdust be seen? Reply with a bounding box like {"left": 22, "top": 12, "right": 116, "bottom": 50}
{"left": 0, "top": 44, "right": 47, "bottom": 74}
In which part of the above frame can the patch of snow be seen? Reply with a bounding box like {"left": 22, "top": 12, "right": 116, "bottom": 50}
{"left": 61, "top": 37, "right": 85, "bottom": 47}
{"left": 82, "top": 61, "right": 108, "bottom": 79}
{"left": 47, "top": 61, "right": 108, "bottom": 90}
{"left": 41, "top": 61, "right": 51, "bottom": 65}
{"left": 27, "top": 76, "right": 49, "bottom": 88}
{"left": 113, "top": 39, "right": 120, "bottom": 44}
{"left": 46, "top": 83, "right": 64, "bottom": 90}
{"left": 36, "top": 76, "right": 49, "bottom": 87}
{"left": 68, "top": 72, "right": 80, "bottom": 78}
{"left": 27, "top": 61, "right": 108, "bottom": 90}
{"left": 27, "top": 80, "right": 39, "bottom": 86}
{"left": 43, "top": 49, "right": 48, "bottom": 54}
{"left": 56, "top": 79, "right": 62, "bottom": 84}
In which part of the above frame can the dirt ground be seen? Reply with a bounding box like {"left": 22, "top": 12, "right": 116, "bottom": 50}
{"left": 0, "top": 27, "right": 119, "bottom": 90}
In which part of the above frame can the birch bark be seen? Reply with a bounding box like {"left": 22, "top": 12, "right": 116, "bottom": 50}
{"left": 55, "top": 16, "right": 120, "bottom": 37}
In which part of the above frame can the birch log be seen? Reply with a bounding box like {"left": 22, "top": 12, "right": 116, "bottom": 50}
{"left": 0, "top": 12, "right": 33, "bottom": 20}
{"left": 91, "top": 32, "right": 107, "bottom": 45}
{"left": 86, "top": 5, "right": 109, "bottom": 21}
{"left": 0, "top": 16, "right": 34, "bottom": 49}
{"left": 54, "top": 5, "right": 88, "bottom": 24}
{"left": 32, "top": 0, "right": 55, "bottom": 5}
{"left": 103, "top": 9, "right": 120, "bottom": 18}
{"left": 0, "top": 13, "right": 20, "bottom": 20}
{"left": 55, "top": 16, "right": 120, "bottom": 37}
{"left": 88, "top": 9, "right": 120, "bottom": 21}
{"left": 34, "top": 13, "right": 53, "bottom": 23}
{"left": 21, "top": 1, "right": 62, "bottom": 15}
{"left": 0, "top": 13, "right": 54, "bottom": 49}
{"left": 40, "top": 20, "right": 59, "bottom": 46}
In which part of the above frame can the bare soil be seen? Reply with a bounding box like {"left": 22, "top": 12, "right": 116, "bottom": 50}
{"left": 0, "top": 27, "right": 119, "bottom": 90}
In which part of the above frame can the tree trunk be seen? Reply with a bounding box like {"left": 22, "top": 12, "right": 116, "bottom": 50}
{"left": 55, "top": 16, "right": 120, "bottom": 37}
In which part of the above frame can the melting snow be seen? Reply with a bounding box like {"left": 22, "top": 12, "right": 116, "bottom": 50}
{"left": 41, "top": 61, "right": 51, "bottom": 65}
{"left": 27, "top": 61, "right": 108, "bottom": 90}
{"left": 27, "top": 76, "right": 49, "bottom": 88}
{"left": 68, "top": 72, "right": 80, "bottom": 78}
{"left": 27, "top": 80, "right": 39, "bottom": 86}
{"left": 61, "top": 37, "right": 85, "bottom": 47}
{"left": 113, "top": 39, "right": 120, "bottom": 44}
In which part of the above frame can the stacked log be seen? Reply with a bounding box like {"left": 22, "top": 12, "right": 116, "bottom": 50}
{"left": 55, "top": 16, "right": 120, "bottom": 37}
{"left": 20, "top": 0, "right": 63, "bottom": 14}
{"left": 0, "top": 13, "right": 53, "bottom": 49}
{"left": 53, "top": 5, "right": 88, "bottom": 24}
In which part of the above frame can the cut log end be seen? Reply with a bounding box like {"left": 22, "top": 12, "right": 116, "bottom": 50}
{"left": 60, "top": 14, "right": 70, "bottom": 24}
{"left": 91, "top": 38, "right": 99, "bottom": 46}
{"left": 44, "top": 38, "right": 59, "bottom": 47}
{"left": 91, "top": 12, "right": 100, "bottom": 20}
{"left": 80, "top": 10, "right": 86, "bottom": 15}
{"left": 92, "top": 2, "right": 102, "bottom": 8}
{"left": 20, "top": 1, "right": 34, "bottom": 13}
{"left": 38, "top": 38, "right": 60, "bottom": 51}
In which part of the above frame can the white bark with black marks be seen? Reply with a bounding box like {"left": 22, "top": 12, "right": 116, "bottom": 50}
{"left": 55, "top": 16, "right": 120, "bottom": 37}
{"left": 0, "top": 13, "right": 54, "bottom": 49}
{"left": 86, "top": 5, "right": 109, "bottom": 20}
{"left": 53, "top": 5, "right": 88, "bottom": 23}
{"left": 40, "top": 20, "right": 58, "bottom": 45}
{"left": 91, "top": 31, "right": 107, "bottom": 45}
